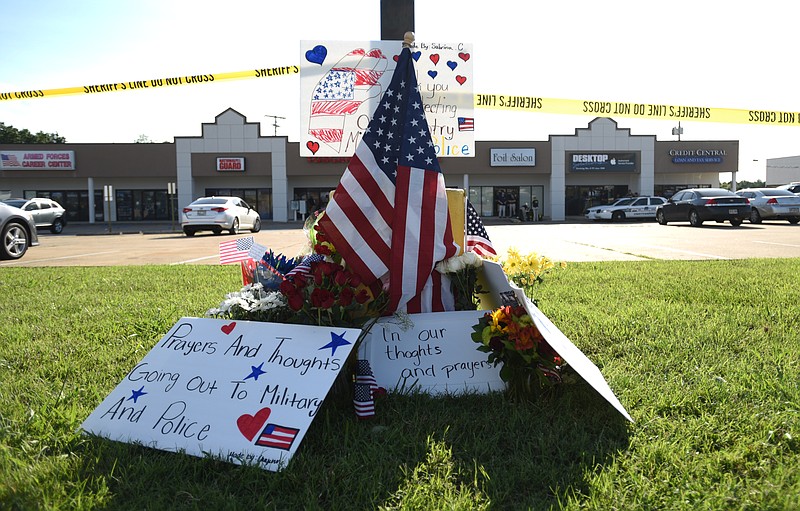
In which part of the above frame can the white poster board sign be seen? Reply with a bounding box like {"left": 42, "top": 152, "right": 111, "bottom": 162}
{"left": 81, "top": 318, "right": 362, "bottom": 471}
{"left": 300, "top": 40, "right": 474, "bottom": 158}
{"left": 479, "top": 261, "right": 634, "bottom": 422}
{"left": 359, "top": 310, "right": 504, "bottom": 394}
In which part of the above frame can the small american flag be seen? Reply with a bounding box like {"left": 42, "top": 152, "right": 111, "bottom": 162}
{"left": 457, "top": 117, "right": 474, "bottom": 131}
{"left": 353, "top": 382, "right": 375, "bottom": 419}
{"left": 355, "top": 359, "right": 378, "bottom": 392}
{"left": 254, "top": 423, "right": 300, "bottom": 450}
{"left": 285, "top": 253, "right": 325, "bottom": 280}
{"left": 219, "top": 236, "right": 255, "bottom": 265}
{"left": 466, "top": 201, "right": 497, "bottom": 258}
{"left": 1, "top": 154, "right": 21, "bottom": 167}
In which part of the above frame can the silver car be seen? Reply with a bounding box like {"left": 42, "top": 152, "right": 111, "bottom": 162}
{"left": 180, "top": 196, "right": 262, "bottom": 236}
{"left": 2, "top": 197, "right": 67, "bottom": 234}
{"left": 0, "top": 202, "right": 39, "bottom": 260}
{"left": 736, "top": 188, "right": 800, "bottom": 224}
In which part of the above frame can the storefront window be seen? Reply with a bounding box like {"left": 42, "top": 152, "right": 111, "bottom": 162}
{"left": 205, "top": 188, "right": 271, "bottom": 219}
{"left": 565, "top": 185, "right": 629, "bottom": 216}
{"left": 23, "top": 189, "right": 92, "bottom": 221}
{"left": 293, "top": 188, "right": 331, "bottom": 216}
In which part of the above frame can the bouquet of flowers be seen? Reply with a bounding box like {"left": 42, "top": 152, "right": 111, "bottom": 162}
{"left": 471, "top": 304, "right": 564, "bottom": 402}
{"left": 434, "top": 251, "right": 486, "bottom": 311}
{"left": 499, "top": 247, "right": 565, "bottom": 290}
{"left": 208, "top": 212, "right": 387, "bottom": 329}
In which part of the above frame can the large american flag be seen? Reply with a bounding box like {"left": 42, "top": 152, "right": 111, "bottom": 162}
{"left": 317, "top": 46, "right": 458, "bottom": 313}
{"left": 465, "top": 201, "right": 497, "bottom": 258}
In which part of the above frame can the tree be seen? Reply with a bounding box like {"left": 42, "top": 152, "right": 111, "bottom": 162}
{"left": 0, "top": 122, "right": 66, "bottom": 143}
{"left": 721, "top": 179, "right": 766, "bottom": 190}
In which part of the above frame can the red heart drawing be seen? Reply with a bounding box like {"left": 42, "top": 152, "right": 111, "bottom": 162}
{"left": 430, "top": 53, "right": 440, "bottom": 65}
{"left": 221, "top": 321, "right": 236, "bottom": 335}
{"left": 237, "top": 407, "right": 271, "bottom": 441}
{"left": 393, "top": 54, "right": 399, "bottom": 62}
{"left": 456, "top": 75, "right": 467, "bottom": 85}
{"left": 306, "top": 141, "right": 320, "bottom": 154}
{"left": 458, "top": 52, "right": 470, "bottom": 62}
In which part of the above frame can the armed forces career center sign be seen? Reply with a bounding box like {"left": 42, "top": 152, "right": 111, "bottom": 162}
{"left": 81, "top": 318, "right": 361, "bottom": 471}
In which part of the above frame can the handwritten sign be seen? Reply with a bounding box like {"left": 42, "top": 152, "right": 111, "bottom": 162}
{"left": 359, "top": 311, "right": 504, "bottom": 394}
{"left": 81, "top": 318, "right": 362, "bottom": 471}
{"left": 300, "top": 40, "right": 474, "bottom": 158}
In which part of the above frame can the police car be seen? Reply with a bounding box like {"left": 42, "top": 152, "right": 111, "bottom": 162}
{"left": 585, "top": 196, "right": 667, "bottom": 221}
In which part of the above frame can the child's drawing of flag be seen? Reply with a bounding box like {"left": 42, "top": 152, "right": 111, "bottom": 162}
{"left": 254, "top": 423, "right": 300, "bottom": 450}
{"left": 308, "top": 48, "right": 389, "bottom": 153}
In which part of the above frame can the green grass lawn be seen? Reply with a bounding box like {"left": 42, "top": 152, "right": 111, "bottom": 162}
{"left": 1, "top": 260, "right": 799, "bottom": 510}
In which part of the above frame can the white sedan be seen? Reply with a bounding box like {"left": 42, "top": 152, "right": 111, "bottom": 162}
{"left": 180, "top": 196, "right": 262, "bottom": 236}
{"left": 585, "top": 196, "right": 667, "bottom": 221}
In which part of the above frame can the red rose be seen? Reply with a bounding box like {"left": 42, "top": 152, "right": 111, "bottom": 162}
{"left": 334, "top": 270, "right": 351, "bottom": 287}
{"left": 279, "top": 279, "right": 297, "bottom": 296}
{"left": 338, "top": 286, "right": 354, "bottom": 306}
{"left": 311, "top": 287, "right": 335, "bottom": 309}
{"left": 287, "top": 292, "right": 304, "bottom": 311}
{"left": 320, "top": 261, "right": 339, "bottom": 277}
{"left": 315, "top": 243, "right": 332, "bottom": 256}
{"left": 293, "top": 273, "right": 308, "bottom": 288}
{"left": 349, "top": 273, "right": 362, "bottom": 287}
{"left": 355, "top": 289, "right": 370, "bottom": 304}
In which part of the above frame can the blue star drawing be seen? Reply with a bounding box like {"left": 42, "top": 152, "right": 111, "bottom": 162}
{"left": 245, "top": 362, "right": 267, "bottom": 381}
{"left": 319, "top": 331, "right": 351, "bottom": 357}
{"left": 128, "top": 386, "right": 147, "bottom": 403}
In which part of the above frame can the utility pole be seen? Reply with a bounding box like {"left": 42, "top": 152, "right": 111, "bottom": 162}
{"left": 381, "top": 0, "right": 414, "bottom": 39}
{"left": 263, "top": 114, "right": 286, "bottom": 136}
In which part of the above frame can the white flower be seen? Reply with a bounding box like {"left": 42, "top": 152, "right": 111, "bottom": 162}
{"left": 435, "top": 251, "right": 483, "bottom": 274}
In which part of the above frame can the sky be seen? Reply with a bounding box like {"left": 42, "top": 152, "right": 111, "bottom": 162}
{"left": 2, "top": 0, "right": 799, "bottom": 182}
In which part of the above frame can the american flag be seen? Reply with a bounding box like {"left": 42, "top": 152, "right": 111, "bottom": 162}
{"left": 254, "top": 423, "right": 300, "bottom": 450}
{"left": 457, "top": 117, "right": 474, "bottom": 131}
{"left": 353, "top": 382, "right": 375, "bottom": 419}
{"left": 285, "top": 253, "right": 325, "bottom": 280}
{"left": 355, "top": 359, "right": 378, "bottom": 392}
{"left": 1, "top": 154, "right": 21, "bottom": 167}
{"left": 317, "top": 46, "right": 458, "bottom": 314}
{"left": 309, "top": 48, "right": 388, "bottom": 152}
{"left": 466, "top": 201, "right": 497, "bottom": 258}
{"left": 219, "top": 236, "right": 255, "bottom": 265}
{"left": 353, "top": 359, "right": 379, "bottom": 419}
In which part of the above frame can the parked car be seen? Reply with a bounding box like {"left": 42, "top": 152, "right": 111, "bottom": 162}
{"left": 776, "top": 182, "right": 800, "bottom": 196}
{"left": 0, "top": 202, "right": 39, "bottom": 259}
{"left": 736, "top": 188, "right": 800, "bottom": 224}
{"left": 585, "top": 196, "right": 667, "bottom": 221}
{"left": 180, "top": 196, "right": 261, "bottom": 236}
{"left": 2, "top": 197, "right": 67, "bottom": 233}
{"left": 655, "top": 188, "right": 751, "bottom": 227}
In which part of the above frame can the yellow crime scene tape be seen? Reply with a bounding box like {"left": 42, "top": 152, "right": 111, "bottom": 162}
{"left": 474, "top": 93, "right": 800, "bottom": 127}
{"left": 2, "top": 64, "right": 799, "bottom": 128}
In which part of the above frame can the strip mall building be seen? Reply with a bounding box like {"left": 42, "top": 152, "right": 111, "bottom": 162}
{"left": 0, "top": 109, "right": 740, "bottom": 223}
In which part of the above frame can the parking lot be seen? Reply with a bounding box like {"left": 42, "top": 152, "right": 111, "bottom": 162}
{"left": 3, "top": 219, "right": 800, "bottom": 267}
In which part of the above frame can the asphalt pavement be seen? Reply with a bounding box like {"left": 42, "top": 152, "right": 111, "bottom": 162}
{"left": 64, "top": 216, "right": 555, "bottom": 236}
